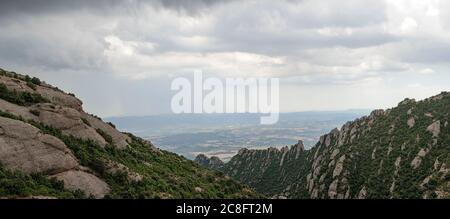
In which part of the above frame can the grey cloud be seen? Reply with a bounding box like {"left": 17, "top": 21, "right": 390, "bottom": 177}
{"left": 0, "top": 0, "right": 124, "bottom": 17}
{"left": 0, "top": 13, "right": 108, "bottom": 72}
{"left": 0, "top": 0, "right": 449, "bottom": 116}
{"left": 395, "top": 40, "right": 450, "bottom": 64}
{"left": 0, "top": 0, "right": 233, "bottom": 17}
{"left": 156, "top": 0, "right": 236, "bottom": 14}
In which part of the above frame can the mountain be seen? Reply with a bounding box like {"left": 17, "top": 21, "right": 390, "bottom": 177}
{"left": 0, "top": 67, "right": 261, "bottom": 199}
{"left": 107, "top": 110, "right": 369, "bottom": 160}
{"left": 194, "top": 154, "right": 225, "bottom": 170}
{"left": 196, "top": 93, "right": 450, "bottom": 199}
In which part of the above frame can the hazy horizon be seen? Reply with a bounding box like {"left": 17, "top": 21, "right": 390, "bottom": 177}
{"left": 105, "top": 110, "right": 370, "bottom": 160}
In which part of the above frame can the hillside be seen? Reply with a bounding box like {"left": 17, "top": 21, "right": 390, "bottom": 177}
{"left": 196, "top": 93, "right": 450, "bottom": 199}
{"left": 0, "top": 67, "right": 261, "bottom": 199}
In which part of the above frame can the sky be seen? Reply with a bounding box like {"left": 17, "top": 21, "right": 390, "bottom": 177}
{"left": 1, "top": 0, "right": 450, "bottom": 117}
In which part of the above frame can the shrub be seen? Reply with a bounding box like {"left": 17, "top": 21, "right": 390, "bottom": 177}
{"left": 26, "top": 81, "right": 36, "bottom": 90}
{"left": 107, "top": 122, "right": 116, "bottom": 129}
{"left": 31, "top": 77, "right": 41, "bottom": 85}
{"left": 81, "top": 118, "right": 91, "bottom": 126}
{"left": 0, "top": 83, "right": 49, "bottom": 106}
{"left": 29, "top": 109, "right": 40, "bottom": 117}
{"left": 96, "top": 128, "right": 114, "bottom": 145}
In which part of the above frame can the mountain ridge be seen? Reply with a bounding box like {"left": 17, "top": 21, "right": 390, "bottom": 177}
{"left": 0, "top": 67, "right": 261, "bottom": 199}
{"left": 196, "top": 92, "right": 450, "bottom": 199}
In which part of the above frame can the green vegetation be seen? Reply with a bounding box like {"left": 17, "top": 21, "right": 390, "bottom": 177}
{"left": 0, "top": 165, "right": 85, "bottom": 199}
{"left": 26, "top": 81, "right": 36, "bottom": 90}
{"left": 0, "top": 83, "right": 48, "bottom": 106}
{"left": 107, "top": 122, "right": 116, "bottom": 129}
{"left": 31, "top": 77, "right": 41, "bottom": 85}
{"left": 34, "top": 121, "right": 260, "bottom": 198}
{"left": 81, "top": 117, "right": 91, "bottom": 126}
{"left": 0, "top": 109, "right": 261, "bottom": 199}
{"left": 29, "top": 109, "right": 40, "bottom": 117}
{"left": 96, "top": 128, "right": 113, "bottom": 145}
{"left": 200, "top": 92, "right": 450, "bottom": 199}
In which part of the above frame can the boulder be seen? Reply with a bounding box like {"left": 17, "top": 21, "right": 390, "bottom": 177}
{"left": 426, "top": 120, "right": 440, "bottom": 138}
{"left": 82, "top": 113, "right": 130, "bottom": 149}
{"left": 105, "top": 160, "right": 143, "bottom": 182}
{"left": 407, "top": 117, "right": 415, "bottom": 128}
{"left": 0, "top": 116, "right": 78, "bottom": 174}
{"left": 52, "top": 170, "right": 110, "bottom": 198}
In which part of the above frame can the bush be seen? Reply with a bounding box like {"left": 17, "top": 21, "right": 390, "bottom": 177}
{"left": 26, "top": 81, "right": 36, "bottom": 90}
{"left": 0, "top": 83, "right": 49, "bottom": 106}
{"left": 29, "top": 109, "right": 40, "bottom": 117}
{"left": 107, "top": 122, "right": 116, "bottom": 129}
{"left": 96, "top": 128, "right": 114, "bottom": 145}
{"left": 0, "top": 165, "right": 84, "bottom": 198}
{"left": 81, "top": 118, "right": 91, "bottom": 126}
{"left": 31, "top": 77, "right": 41, "bottom": 85}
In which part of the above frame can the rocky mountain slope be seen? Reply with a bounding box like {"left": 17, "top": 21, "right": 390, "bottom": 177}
{"left": 197, "top": 93, "right": 450, "bottom": 199}
{"left": 0, "top": 67, "right": 261, "bottom": 199}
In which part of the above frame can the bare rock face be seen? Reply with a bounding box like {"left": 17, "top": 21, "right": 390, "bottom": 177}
{"left": 35, "top": 86, "right": 83, "bottom": 111}
{"left": 52, "top": 170, "right": 110, "bottom": 198}
{"left": 330, "top": 149, "right": 340, "bottom": 160}
{"left": 333, "top": 155, "right": 346, "bottom": 178}
{"left": 0, "top": 74, "right": 82, "bottom": 111}
{"left": 427, "top": 120, "right": 440, "bottom": 138}
{"left": 0, "top": 116, "right": 78, "bottom": 174}
{"left": 411, "top": 148, "right": 430, "bottom": 169}
{"left": 358, "top": 186, "right": 367, "bottom": 199}
{"left": 82, "top": 113, "right": 130, "bottom": 149}
{"left": 279, "top": 146, "right": 289, "bottom": 166}
{"left": 0, "top": 75, "right": 128, "bottom": 149}
{"left": 195, "top": 187, "right": 204, "bottom": 193}
{"left": 0, "top": 75, "right": 35, "bottom": 93}
{"left": 394, "top": 157, "right": 401, "bottom": 175}
{"left": 294, "top": 140, "right": 304, "bottom": 159}
{"left": 407, "top": 117, "right": 415, "bottom": 128}
{"left": 0, "top": 116, "right": 110, "bottom": 198}
{"left": 0, "top": 99, "right": 37, "bottom": 121}
{"left": 36, "top": 104, "right": 107, "bottom": 147}
{"left": 105, "top": 160, "right": 143, "bottom": 182}
{"left": 328, "top": 179, "right": 338, "bottom": 199}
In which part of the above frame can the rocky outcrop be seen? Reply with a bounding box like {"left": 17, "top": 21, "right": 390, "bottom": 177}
{"left": 104, "top": 160, "right": 143, "bottom": 182}
{"left": 427, "top": 120, "right": 440, "bottom": 138}
{"left": 357, "top": 186, "right": 367, "bottom": 199}
{"left": 194, "top": 154, "right": 225, "bottom": 171}
{"left": 0, "top": 116, "right": 78, "bottom": 174}
{"left": 0, "top": 74, "right": 82, "bottom": 111}
{"left": 332, "top": 155, "right": 345, "bottom": 178}
{"left": 411, "top": 148, "right": 429, "bottom": 169}
{"left": 0, "top": 74, "right": 129, "bottom": 149}
{"left": 36, "top": 104, "right": 108, "bottom": 146}
{"left": 52, "top": 170, "right": 110, "bottom": 198}
{"left": 197, "top": 141, "right": 310, "bottom": 196}
{"left": 1, "top": 68, "right": 263, "bottom": 199}
{"left": 407, "top": 117, "right": 415, "bottom": 128}
{"left": 82, "top": 112, "right": 130, "bottom": 149}
{"left": 0, "top": 116, "right": 110, "bottom": 198}
{"left": 0, "top": 71, "right": 117, "bottom": 198}
{"left": 205, "top": 92, "right": 450, "bottom": 199}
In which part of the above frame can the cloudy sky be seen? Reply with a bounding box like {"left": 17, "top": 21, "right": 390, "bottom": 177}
{"left": 1, "top": 0, "right": 449, "bottom": 117}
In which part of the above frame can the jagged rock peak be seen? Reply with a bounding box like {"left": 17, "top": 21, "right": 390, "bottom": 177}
{"left": 194, "top": 154, "right": 225, "bottom": 170}
{"left": 294, "top": 140, "right": 305, "bottom": 151}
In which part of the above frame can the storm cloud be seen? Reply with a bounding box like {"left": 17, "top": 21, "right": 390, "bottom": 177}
{"left": 0, "top": 0, "right": 449, "bottom": 116}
